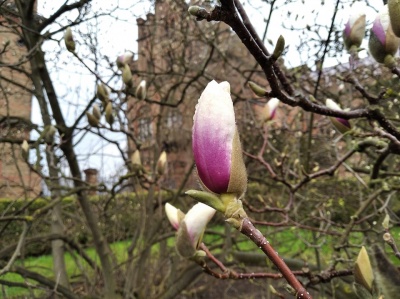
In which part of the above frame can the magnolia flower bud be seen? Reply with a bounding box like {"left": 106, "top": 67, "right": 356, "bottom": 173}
{"left": 343, "top": 2, "right": 366, "bottom": 51}
{"left": 86, "top": 112, "right": 99, "bottom": 127}
{"left": 174, "top": 202, "right": 216, "bottom": 258}
{"left": 64, "top": 27, "right": 76, "bottom": 53}
{"left": 157, "top": 151, "right": 167, "bottom": 176}
{"left": 388, "top": 0, "right": 400, "bottom": 37}
{"left": 92, "top": 104, "right": 101, "bottom": 120}
{"left": 131, "top": 149, "right": 142, "bottom": 171}
{"left": 325, "top": 99, "right": 351, "bottom": 134}
{"left": 105, "top": 102, "right": 114, "bottom": 126}
{"left": 21, "top": 140, "right": 29, "bottom": 158}
{"left": 354, "top": 246, "right": 374, "bottom": 293}
{"left": 193, "top": 80, "right": 247, "bottom": 197}
{"left": 122, "top": 64, "right": 133, "bottom": 87}
{"left": 116, "top": 51, "right": 134, "bottom": 69}
{"left": 165, "top": 203, "right": 185, "bottom": 230}
{"left": 261, "top": 98, "right": 279, "bottom": 122}
{"left": 135, "top": 80, "right": 147, "bottom": 101}
{"left": 369, "top": 5, "right": 400, "bottom": 64}
{"left": 96, "top": 83, "right": 110, "bottom": 104}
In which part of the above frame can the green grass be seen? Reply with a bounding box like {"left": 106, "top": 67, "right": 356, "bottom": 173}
{"left": 0, "top": 240, "right": 134, "bottom": 298}
{"left": 2, "top": 226, "right": 399, "bottom": 298}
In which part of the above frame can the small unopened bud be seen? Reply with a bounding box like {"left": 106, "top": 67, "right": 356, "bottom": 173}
{"left": 248, "top": 81, "right": 267, "bottom": 97}
{"left": 157, "top": 151, "right": 167, "bottom": 176}
{"left": 86, "top": 112, "right": 99, "bottom": 127}
{"left": 382, "top": 214, "right": 390, "bottom": 229}
{"left": 354, "top": 246, "right": 374, "bottom": 293}
{"left": 131, "top": 149, "right": 142, "bottom": 169}
{"left": 96, "top": 83, "right": 110, "bottom": 105}
{"left": 64, "top": 27, "right": 76, "bottom": 53}
{"left": 105, "top": 102, "right": 114, "bottom": 126}
{"left": 272, "top": 35, "right": 285, "bottom": 61}
{"left": 21, "top": 140, "right": 29, "bottom": 157}
{"left": 135, "top": 80, "right": 147, "bottom": 101}
{"left": 122, "top": 64, "right": 133, "bottom": 87}
{"left": 92, "top": 104, "right": 101, "bottom": 120}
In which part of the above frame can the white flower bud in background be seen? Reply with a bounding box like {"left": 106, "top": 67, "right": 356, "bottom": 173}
{"left": 21, "top": 140, "right": 29, "bottom": 159}
{"left": 135, "top": 80, "right": 147, "bottom": 101}
{"left": 64, "top": 27, "right": 76, "bottom": 53}
{"left": 156, "top": 151, "right": 167, "bottom": 176}
{"left": 122, "top": 64, "right": 133, "bottom": 87}
{"left": 131, "top": 149, "right": 142, "bottom": 171}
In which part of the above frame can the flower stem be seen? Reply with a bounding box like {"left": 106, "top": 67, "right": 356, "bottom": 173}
{"left": 240, "top": 217, "right": 312, "bottom": 299}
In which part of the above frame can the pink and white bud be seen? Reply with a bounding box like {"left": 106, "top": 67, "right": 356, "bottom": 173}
{"left": 369, "top": 5, "right": 400, "bottom": 64}
{"left": 175, "top": 202, "right": 216, "bottom": 258}
{"left": 326, "top": 99, "right": 351, "bottom": 134}
{"left": 116, "top": 51, "right": 134, "bottom": 69}
{"left": 192, "top": 80, "right": 247, "bottom": 197}
{"left": 343, "top": 2, "right": 366, "bottom": 50}
{"left": 262, "top": 98, "right": 279, "bottom": 122}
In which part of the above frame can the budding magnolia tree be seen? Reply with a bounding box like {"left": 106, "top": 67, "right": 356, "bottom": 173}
{"left": 163, "top": 1, "right": 400, "bottom": 299}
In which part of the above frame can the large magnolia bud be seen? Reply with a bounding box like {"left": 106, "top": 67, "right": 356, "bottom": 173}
{"left": 193, "top": 80, "right": 247, "bottom": 198}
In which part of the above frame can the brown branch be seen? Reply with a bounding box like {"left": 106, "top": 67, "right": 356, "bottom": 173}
{"left": 240, "top": 218, "right": 312, "bottom": 299}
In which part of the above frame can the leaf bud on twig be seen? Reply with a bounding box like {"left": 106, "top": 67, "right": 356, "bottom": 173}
{"left": 272, "top": 35, "right": 285, "bottom": 61}
{"left": 248, "top": 81, "right": 268, "bottom": 97}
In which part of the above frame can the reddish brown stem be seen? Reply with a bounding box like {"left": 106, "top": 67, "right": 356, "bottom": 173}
{"left": 241, "top": 217, "right": 312, "bottom": 299}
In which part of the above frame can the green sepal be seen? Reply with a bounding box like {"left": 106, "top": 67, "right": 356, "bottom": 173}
{"left": 185, "top": 190, "right": 225, "bottom": 213}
